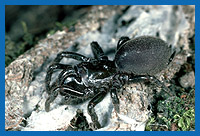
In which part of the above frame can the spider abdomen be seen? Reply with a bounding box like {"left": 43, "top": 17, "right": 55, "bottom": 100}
{"left": 115, "top": 36, "right": 172, "bottom": 75}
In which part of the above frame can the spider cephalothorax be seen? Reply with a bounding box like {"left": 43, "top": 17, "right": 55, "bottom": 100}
{"left": 45, "top": 36, "right": 175, "bottom": 129}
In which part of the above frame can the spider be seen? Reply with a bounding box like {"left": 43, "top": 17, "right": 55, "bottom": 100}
{"left": 44, "top": 36, "right": 175, "bottom": 129}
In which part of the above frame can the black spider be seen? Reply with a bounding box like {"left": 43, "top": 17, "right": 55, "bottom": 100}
{"left": 45, "top": 36, "right": 175, "bottom": 129}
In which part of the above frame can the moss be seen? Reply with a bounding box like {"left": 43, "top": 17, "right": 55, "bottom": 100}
{"left": 145, "top": 88, "right": 195, "bottom": 131}
{"left": 47, "top": 16, "right": 78, "bottom": 36}
{"left": 5, "top": 21, "right": 36, "bottom": 67}
{"left": 5, "top": 6, "right": 86, "bottom": 67}
{"left": 5, "top": 35, "right": 26, "bottom": 67}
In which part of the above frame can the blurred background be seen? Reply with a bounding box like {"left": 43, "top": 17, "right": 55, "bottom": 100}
{"left": 5, "top": 5, "right": 91, "bottom": 67}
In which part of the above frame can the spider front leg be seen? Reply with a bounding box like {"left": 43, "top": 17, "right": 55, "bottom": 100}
{"left": 87, "top": 83, "right": 109, "bottom": 129}
{"left": 46, "top": 50, "right": 95, "bottom": 92}
{"left": 53, "top": 51, "right": 90, "bottom": 63}
{"left": 45, "top": 84, "right": 86, "bottom": 112}
{"left": 45, "top": 65, "right": 84, "bottom": 111}
{"left": 45, "top": 63, "right": 73, "bottom": 94}
{"left": 45, "top": 83, "right": 59, "bottom": 112}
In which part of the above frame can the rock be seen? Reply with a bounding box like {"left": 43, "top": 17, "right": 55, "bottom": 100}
{"left": 101, "top": 84, "right": 151, "bottom": 131}
{"left": 179, "top": 71, "right": 195, "bottom": 88}
{"left": 5, "top": 58, "right": 33, "bottom": 130}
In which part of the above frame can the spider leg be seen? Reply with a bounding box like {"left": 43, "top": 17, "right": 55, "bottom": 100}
{"left": 90, "top": 41, "right": 108, "bottom": 61}
{"left": 45, "top": 83, "right": 60, "bottom": 112}
{"left": 45, "top": 84, "right": 86, "bottom": 112}
{"left": 147, "top": 76, "right": 174, "bottom": 96}
{"left": 110, "top": 74, "right": 128, "bottom": 112}
{"left": 87, "top": 86, "right": 108, "bottom": 129}
{"left": 47, "top": 50, "right": 92, "bottom": 91}
{"left": 128, "top": 75, "right": 173, "bottom": 96}
{"left": 168, "top": 50, "right": 176, "bottom": 65}
{"left": 53, "top": 51, "right": 90, "bottom": 63}
{"left": 110, "top": 88, "right": 120, "bottom": 112}
{"left": 45, "top": 67, "right": 83, "bottom": 111}
{"left": 46, "top": 51, "right": 93, "bottom": 91}
{"left": 45, "top": 63, "right": 73, "bottom": 94}
{"left": 110, "top": 74, "right": 173, "bottom": 113}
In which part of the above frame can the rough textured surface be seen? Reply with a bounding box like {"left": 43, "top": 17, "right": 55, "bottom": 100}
{"left": 179, "top": 71, "right": 195, "bottom": 88}
{"left": 5, "top": 5, "right": 195, "bottom": 131}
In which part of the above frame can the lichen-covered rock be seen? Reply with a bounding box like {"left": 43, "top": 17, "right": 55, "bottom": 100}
{"left": 179, "top": 71, "right": 195, "bottom": 88}
{"left": 5, "top": 58, "right": 33, "bottom": 130}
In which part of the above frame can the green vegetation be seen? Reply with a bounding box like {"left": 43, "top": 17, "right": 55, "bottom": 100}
{"left": 145, "top": 88, "right": 195, "bottom": 131}
{"left": 5, "top": 14, "right": 79, "bottom": 67}
{"left": 5, "top": 18, "right": 78, "bottom": 67}
{"left": 5, "top": 21, "right": 35, "bottom": 67}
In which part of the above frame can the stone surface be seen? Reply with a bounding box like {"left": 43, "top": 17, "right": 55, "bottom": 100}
{"left": 179, "top": 71, "right": 195, "bottom": 88}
